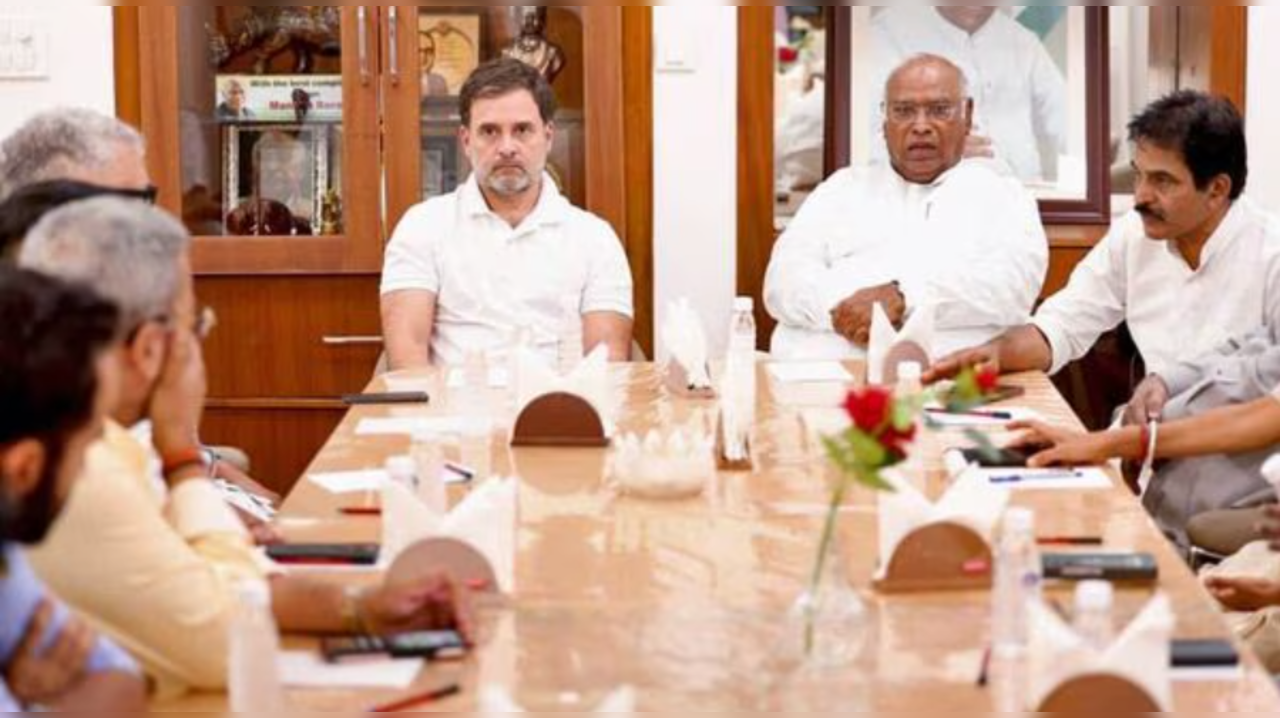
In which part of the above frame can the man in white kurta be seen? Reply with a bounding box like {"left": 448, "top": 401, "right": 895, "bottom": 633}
{"left": 765, "top": 56, "right": 1048, "bottom": 360}
{"left": 869, "top": 6, "right": 1068, "bottom": 183}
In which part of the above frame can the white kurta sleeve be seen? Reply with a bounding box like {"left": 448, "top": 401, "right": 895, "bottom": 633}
{"left": 1033, "top": 222, "right": 1132, "bottom": 375}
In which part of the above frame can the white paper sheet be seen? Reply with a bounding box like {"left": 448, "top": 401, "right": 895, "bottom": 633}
{"left": 924, "top": 406, "right": 1043, "bottom": 428}
{"left": 307, "top": 469, "right": 388, "bottom": 494}
{"left": 766, "top": 362, "right": 854, "bottom": 384}
{"left": 355, "top": 417, "right": 480, "bottom": 438}
{"left": 277, "top": 650, "right": 423, "bottom": 689}
{"left": 942, "top": 452, "right": 1115, "bottom": 491}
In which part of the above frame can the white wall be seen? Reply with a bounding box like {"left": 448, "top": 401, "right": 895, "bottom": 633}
{"left": 652, "top": 7, "right": 739, "bottom": 359}
{"left": 0, "top": 7, "right": 115, "bottom": 139}
{"left": 1248, "top": 7, "right": 1280, "bottom": 214}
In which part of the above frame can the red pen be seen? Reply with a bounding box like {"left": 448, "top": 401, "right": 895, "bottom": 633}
{"left": 369, "top": 683, "right": 463, "bottom": 713}
{"left": 339, "top": 506, "right": 382, "bottom": 516}
{"left": 1037, "top": 537, "right": 1104, "bottom": 547}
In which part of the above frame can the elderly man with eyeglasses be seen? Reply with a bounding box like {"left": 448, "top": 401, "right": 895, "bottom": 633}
{"left": 764, "top": 54, "right": 1048, "bottom": 360}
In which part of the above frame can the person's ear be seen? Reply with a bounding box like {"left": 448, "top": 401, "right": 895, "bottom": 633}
{"left": 129, "top": 322, "right": 169, "bottom": 384}
{"left": 0, "top": 441, "right": 45, "bottom": 503}
{"left": 459, "top": 125, "right": 472, "bottom": 155}
{"left": 545, "top": 120, "right": 556, "bottom": 151}
{"left": 1207, "top": 174, "right": 1233, "bottom": 205}
{"left": 964, "top": 98, "right": 975, "bottom": 134}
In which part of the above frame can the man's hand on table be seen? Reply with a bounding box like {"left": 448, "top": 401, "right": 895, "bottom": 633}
{"left": 1122, "top": 375, "right": 1170, "bottom": 427}
{"left": 924, "top": 342, "right": 1002, "bottom": 384}
{"left": 4, "top": 600, "right": 95, "bottom": 707}
{"left": 360, "top": 574, "right": 474, "bottom": 644}
{"left": 1204, "top": 575, "right": 1280, "bottom": 613}
{"left": 831, "top": 283, "right": 905, "bottom": 348}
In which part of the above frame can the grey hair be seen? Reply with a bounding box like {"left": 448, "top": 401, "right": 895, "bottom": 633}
{"left": 0, "top": 108, "right": 145, "bottom": 201}
{"left": 19, "top": 197, "right": 190, "bottom": 328}
{"left": 884, "top": 53, "right": 972, "bottom": 102}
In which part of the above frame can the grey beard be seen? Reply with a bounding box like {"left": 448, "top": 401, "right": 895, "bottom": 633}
{"left": 483, "top": 169, "right": 536, "bottom": 197}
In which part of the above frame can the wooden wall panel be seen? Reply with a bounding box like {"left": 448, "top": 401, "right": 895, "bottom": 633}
{"left": 623, "top": 7, "right": 655, "bottom": 358}
{"left": 738, "top": 7, "right": 778, "bottom": 349}
{"left": 197, "top": 277, "right": 383, "bottom": 400}
{"left": 202, "top": 406, "right": 347, "bottom": 496}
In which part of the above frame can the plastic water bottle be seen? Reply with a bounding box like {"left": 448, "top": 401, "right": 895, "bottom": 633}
{"left": 990, "top": 508, "right": 1043, "bottom": 712}
{"left": 723, "top": 298, "right": 758, "bottom": 459}
{"left": 229, "top": 580, "right": 287, "bottom": 712}
{"left": 1073, "top": 581, "right": 1116, "bottom": 651}
{"left": 557, "top": 295, "right": 583, "bottom": 374}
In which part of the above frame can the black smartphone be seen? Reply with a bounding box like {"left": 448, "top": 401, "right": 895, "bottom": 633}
{"left": 341, "top": 391, "right": 431, "bottom": 406}
{"left": 1171, "top": 639, "right": 1240, "bottom": 668}
{"left": 960, "top": 446, "right": 1032, "bottom": 469}
{"left": 322, "top": 630, "right": 467, "bottom": 663}
{"left": 1042, "top": 553, "right": 1159, "bottom": 584}
{"left": 266, "top": 543, "right": 381, "bottom": 566}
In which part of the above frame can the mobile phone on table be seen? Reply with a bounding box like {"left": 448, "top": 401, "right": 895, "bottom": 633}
{"left": 341, "top": 391, "right": 431, "bottom": 406}
{"left": 1171, "top": 639, "right": 1240, "bottom": 668}
{"left": 960, "top": 446, "right": 1032, "bottom": 469}
{"left": 266, "top": 543, "right": 381, "bottom": 566}
{"left": 322, "top": 630, "right": 467, "bottom": 663}
{"left": 1042, "top": 553, "right": 1159, "bottom": 584}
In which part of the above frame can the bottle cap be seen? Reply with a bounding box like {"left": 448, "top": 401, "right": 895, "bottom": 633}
{"left": 1004, "top": 507, "right": 1035, "bottom": 536}
{"left": 1263, "top": 454, "right": 1280, "bottom": 488}
{"left": 237, "top": 579, "right": 272, "bottom": 608}
{"left": 896, "top": 362, "right": 923, "bottom": 383}
{"left": 385, "top": 455, "right": 416, "bottom": 480}
{"left": 734, "top": 297, "right": 755, "bottom": 313}
{"left": 1075, "top": 580, "right": 1114, "bottom": 613}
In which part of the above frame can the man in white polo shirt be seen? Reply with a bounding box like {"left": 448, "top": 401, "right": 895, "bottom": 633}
{"left": 381, "top": 59, "right": 635, "bottom": 369}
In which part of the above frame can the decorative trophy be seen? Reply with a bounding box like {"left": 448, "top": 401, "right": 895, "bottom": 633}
{"left": 502, "top": 6, "right": 566, "bottom": 84}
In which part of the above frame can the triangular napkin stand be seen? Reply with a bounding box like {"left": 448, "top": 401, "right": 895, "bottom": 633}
{"left": 873, "top": 521, "right": 994, "bottom": 594}
{"left": 512, "top": 392, "right": 610, "bottom": 448}
{"left": 881, "top": 340, "right": 931, "bottom": 387}
{"left": 1037, "top": 675, "right": 1162, "bottom": 712}
{"left": 386, "top": 536, "right": 502, "bottom": 594}
{"left": 665, "top": 361, "right": 717, "bottom": 400}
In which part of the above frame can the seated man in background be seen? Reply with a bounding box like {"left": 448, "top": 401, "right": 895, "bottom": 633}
{"left": 929, "top": 91, "right": 1280, "bottom": 545}
{"left": 21, "top": 199, "right": 470, "bottom": 698}
{"left": 0, "top": 267, "right": 146, "bottom": 711}
{"left": 382, "top": 58, "right": 635, "bottom": 369}
{"left": 764, "top": 54, "right": 1048, "bottom": 360}
{"left": 0, "top": 108, "right": 278, "bottom": 534}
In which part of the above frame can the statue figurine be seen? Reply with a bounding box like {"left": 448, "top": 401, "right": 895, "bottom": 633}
{"left": 207, "top": 7, "right": 341, "bottom": 75}
{"left": 502, "top": 7, "right": 566, "bottom": 85}
{"left": 320, "top": 188, "right": 344, "bottom": 236}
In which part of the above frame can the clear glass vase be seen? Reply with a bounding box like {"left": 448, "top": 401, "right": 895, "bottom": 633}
{"left": 784, "top": 533, "right": 868, "bottom": 669}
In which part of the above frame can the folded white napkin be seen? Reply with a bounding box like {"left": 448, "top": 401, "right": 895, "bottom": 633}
{"left": 1028, "top": 593, "right": 1175, "bottom": 711}
{"left": 380, "top": 477, "right": 518, "bottom": 592}
{"left": 479, "top": 685, "right": 637, "bottom": 713}
{"left": 515, "top": 344, "right": 616, "bottom": 434}
{"left": 875, "top": 466, "right": 1009, "bottom": 580}
{"left": 867, "top": 303, "right": 936, "bottom": 386}
{"left": 608, "top": 427, "right": 715, "bottom": 499}
{"left": 441, "top": 477, "right": 518, "bottom": 593}
{"left": 661, "top": 298, "right": 713, "bottom": 390}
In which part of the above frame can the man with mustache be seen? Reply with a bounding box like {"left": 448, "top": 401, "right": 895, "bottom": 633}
{"left": 382, "top": 58, "right": 635, "bottom": 368}
{"left": 929, "top": 91, "right": 1280, "bottom": 544}
{"left": 765, "top": 54, "right": 1047, "bottom": 360}
{"left": 868, "top": 5, "right": 1067, "bottom": 183}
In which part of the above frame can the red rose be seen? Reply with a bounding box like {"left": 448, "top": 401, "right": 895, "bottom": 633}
{"left": 779, "top": 46, "right": 799, "bottom": 64}
{"left": 844, "top": 387, "right": 892, "bottom": 433}
{"left": 976, "top": 367, "right": 1000, "bottom": 395}
{"left": 880, "top": 423, "right": 918, "bottom": 460}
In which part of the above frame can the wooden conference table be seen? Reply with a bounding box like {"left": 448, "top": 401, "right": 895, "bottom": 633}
{"left": 157, "top": 363, "right": 1280, "bottom": 712}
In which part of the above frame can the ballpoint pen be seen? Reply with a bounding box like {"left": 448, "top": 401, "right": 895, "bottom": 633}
{"left": 989, "top": 470, "right": 1083, "bottom": 485}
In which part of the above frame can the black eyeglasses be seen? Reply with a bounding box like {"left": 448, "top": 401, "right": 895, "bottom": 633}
{"left": 107, "top": 184, "right": 160, "bottom": 205}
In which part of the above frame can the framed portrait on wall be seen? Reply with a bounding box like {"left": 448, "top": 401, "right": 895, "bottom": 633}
{"left": 419, "top": 9, "right": 487, "bottom": 99}
{"left": 223, "top": 124, "right": 331, "bottom": 236}
{"left": 826, "top": 6, "right": 1111, "bottom": 223}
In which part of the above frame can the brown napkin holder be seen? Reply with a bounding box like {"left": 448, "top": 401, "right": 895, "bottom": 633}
{"left": 386, "top": 537, "right": 501, "bottom": 594}
{"left": 665, "top": 361, "right": 717, "bottom": 399}
{"left": 874, "top": 521, "right": 994, "bottom": 594}
{"left": 1037, "top": 674, "right": 1162, "bottom": 712}
{"left": 511, "top": 391, "right": 610, "bottom": 448}
{"left": 881, "top": 340, "right": 931, "bottom": 387}
{"left": 715, "top": 411, "right": 753, "bottom": 472}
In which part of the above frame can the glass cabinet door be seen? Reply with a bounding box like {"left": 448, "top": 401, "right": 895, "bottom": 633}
{"left": 383, "top": 6, "right": 591, "bottom": 229}
{"left": 140, "top": 7, "right": 381, "bottom": 273}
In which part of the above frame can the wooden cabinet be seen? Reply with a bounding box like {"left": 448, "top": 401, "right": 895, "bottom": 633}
{"left": 122, "top": 6, "right": 652, "bottom": 492}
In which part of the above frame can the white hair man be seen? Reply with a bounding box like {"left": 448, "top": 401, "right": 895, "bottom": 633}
{"left": 20, "top": 199, "right": 469, "bottom": 698}
{"left": 0, "top": 109, "right": 151, "bottom": 201}
{"left": 764, "top": 54, "right": 1048, "bottom": 360}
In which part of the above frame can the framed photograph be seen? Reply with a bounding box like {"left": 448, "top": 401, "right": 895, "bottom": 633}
{"left": 214, "top": 74, "right": 344, "bottom": 125}
{"left": 223, "top": 124, "right": 331, "bottom": 236}
{"left": 418, "top": 9, "right": 486, "bottom": 98}
{"left": 422, "top": 132, "right": 464, "bottom": 197}
{"left": 826, "top": 6, "right": 1111, "bottom": 223}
